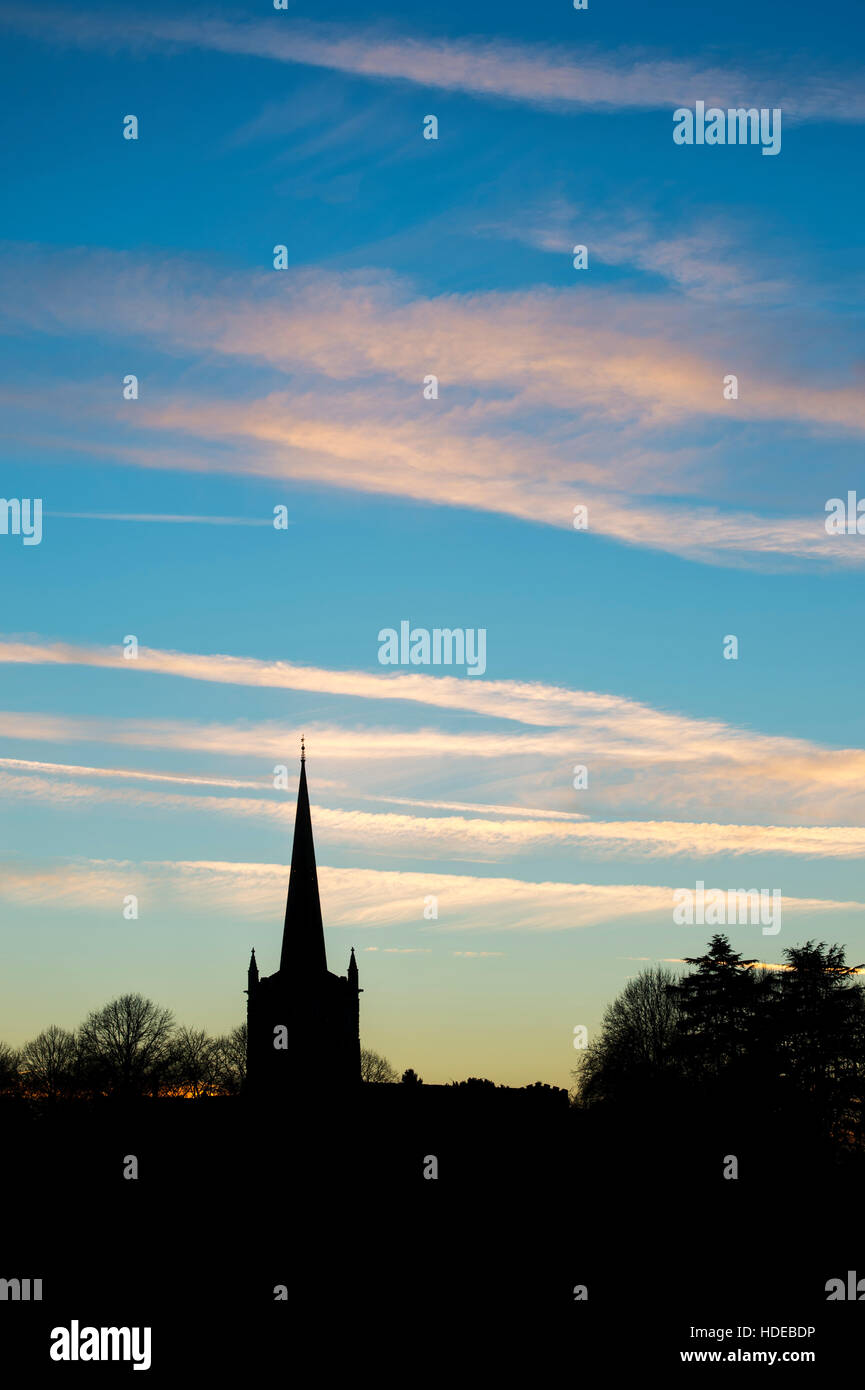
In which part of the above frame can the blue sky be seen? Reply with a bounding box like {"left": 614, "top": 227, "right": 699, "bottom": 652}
{"left": 2, "top": 0, "right": 865, "bottom": 1086}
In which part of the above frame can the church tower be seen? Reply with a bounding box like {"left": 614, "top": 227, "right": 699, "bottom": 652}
{"left": 245, "top": 744, "right": 361, "bottom": 1098}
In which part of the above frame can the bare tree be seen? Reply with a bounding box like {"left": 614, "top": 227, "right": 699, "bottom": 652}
{"left": 213, "top": 1024, "right": 247, "bottom": 1094}
{"left": 77, "top": 994, "right": 175, "bottom": 1097}
{"left": 19, "top": 1024, "right": 77, "bottom": 1099}
{"left": 361, "top": 1048, "right": 398, "bottom": 1083}
{"left": 0, "top": 1041, "right": 20, "bottom": 1096}
{"left": 573, "top": 965, "right": 683, "bottom": 1105}
{"left": 164, "top": 1026, "right": 220, "bottom": 1097}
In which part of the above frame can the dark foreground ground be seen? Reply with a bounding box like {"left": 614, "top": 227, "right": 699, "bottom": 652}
{"left": 2, "top": 1090, "right": 863, "bottom": 1377}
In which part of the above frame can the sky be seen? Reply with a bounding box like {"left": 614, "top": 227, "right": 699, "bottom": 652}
{"left": 1, "top": 0, "right": 864, "bottom": 1087}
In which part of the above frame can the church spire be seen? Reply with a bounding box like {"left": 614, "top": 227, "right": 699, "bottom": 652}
{"left": 279, "top": 745, "right": 327, "bottom": 976}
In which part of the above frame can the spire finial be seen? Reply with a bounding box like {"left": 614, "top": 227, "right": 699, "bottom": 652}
{"left": 300, "top": 735, "right": 305, "bottom": 763}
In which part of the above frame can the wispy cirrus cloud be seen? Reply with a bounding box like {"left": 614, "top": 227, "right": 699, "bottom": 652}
{"left": 3, "top": 247, "right": 863, "bottom": 569}
{"left": 4, "top": 250, "right": 862, "bottom": 435}
{"left": 5, "top": 764, "right": 865, "bottom": 862}
{"left": 1, "top": 857, "right": 859, "bottom": 931}
{"left": 0, "top": 754, "right": 587, "bottom": 822}
{"left": 0, "top": 636, "right": 844, "bottom": 764}
{"left": 11, "top": 625, "right": 865, "bottom": 825}
{"left": 36, "top": 403, "right": 853, "bottom": 570}
{"left": 479, "top": 198, "right": 794, "bottom": 304}
{"left": 47, "top": 512, "right": 277, "bottom": 526}
{"left": 0, "top": 635, "right": 819, "bottom": 738}
{"left": 5, "top": 698, "right": 865, "bottom": 824}
{"left": 0, "top": 756, "right": 269, "bottom": 793}
{"left": 2, "top": 10, "right": 863, "bottom": 122}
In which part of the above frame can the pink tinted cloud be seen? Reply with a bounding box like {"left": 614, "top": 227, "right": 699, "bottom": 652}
{"left": 2, "top": 11, "right": 863, "bottom": 121}
{"left": 1, "top": 857, "right": 859, "bottom": 932}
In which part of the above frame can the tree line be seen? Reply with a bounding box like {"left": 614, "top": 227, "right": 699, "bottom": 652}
{"left": 574, "top": 934, "right": 865, "bottom": 1148}
{"left": 0, "top": 1006, "right": 508, "bottom": 1101}
{"left": 359, "top": 1051, "right": 423, "bottom": 1085}
{"left": 0, "top": 1000, "right": 426, "bottom": 1099}
{"left": 0, "top": 993, "right": 247, "bottom": 1100}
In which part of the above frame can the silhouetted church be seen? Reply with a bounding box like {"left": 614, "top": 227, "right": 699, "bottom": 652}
{"left": 245, "top": 745, "right": 361, "bottom": 1097}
